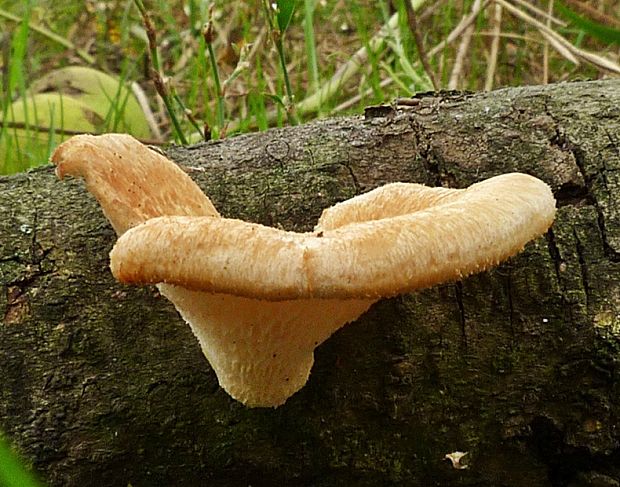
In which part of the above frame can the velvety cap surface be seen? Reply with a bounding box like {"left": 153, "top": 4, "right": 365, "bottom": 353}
{"left": 110, "top": 173, "right": 556, "bottom": 300}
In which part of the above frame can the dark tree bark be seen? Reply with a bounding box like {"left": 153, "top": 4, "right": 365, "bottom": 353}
{"left": 1, "top": 79, "right": 619, "bottom": 487}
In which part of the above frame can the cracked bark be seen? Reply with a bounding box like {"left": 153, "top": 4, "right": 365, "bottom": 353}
{"left": 1, "top": 79, "right": 619, "bottom": 487}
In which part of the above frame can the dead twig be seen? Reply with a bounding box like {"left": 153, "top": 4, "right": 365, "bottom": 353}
{"left": 404, "top": 1, "right": 439, "bottom": 90}
{"left": 133, "top": 0, "right": 189, "bottom": 144}
{"left": 498, "top": 0, "right": 620, "bottom": 74}
{"left": 542, "top": 0, "right": 554, "bottom": 84}
{"left": 449, "top": 0, "right": 482, "bottom": 89}
{"left": 509, "top": 0, "right": 566, "bottom": 26}
{"left": 484, "top": 2, "right": 503, "bottom": 91}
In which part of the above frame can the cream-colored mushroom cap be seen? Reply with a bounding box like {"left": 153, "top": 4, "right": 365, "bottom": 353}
{"left": 52, "top": 134, "right": 556, "bottom": 408}
{"left": 111, "top": 174, "right": 556, "bottom": 300}
{"left": 52, "top": 133, "right": 219, "bottom": 232}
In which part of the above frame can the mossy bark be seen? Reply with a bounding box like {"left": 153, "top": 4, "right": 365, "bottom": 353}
{"left": 1, "top": 80, "right": 619, "bottom": 487}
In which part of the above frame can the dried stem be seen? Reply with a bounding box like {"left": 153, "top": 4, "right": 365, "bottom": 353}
{"left": 404, "top": 1, "right": 439, "bottom": 90}
{"left": 448, "top": 0, "right": 482, "bottom": 89}
{"left": 427, "top": 0, "right": 489, "bottom": 59}
{"left": 509, "top": 0, "right": 565, "bottom": 26}
{"left": 497, "top": 0, "right": 620, "bottom": 74}
{"left": 295, "top": 3, "right": 406, "bottom": 115}
{"left": 543, "top": 0, "right": 554, "bottom": 84}
{"left": 131, "top": 81, "right": 163, "bottom": 141}
{"left": 484, "top": 2, "right": 502, "bottom": 91}
{"left": 133, "top": 0, "right": 188, "bottom": 145}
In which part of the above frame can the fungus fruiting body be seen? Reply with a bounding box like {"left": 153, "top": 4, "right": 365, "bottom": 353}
{"left": 52, "top": 134, "right": 556, "bottom": 407}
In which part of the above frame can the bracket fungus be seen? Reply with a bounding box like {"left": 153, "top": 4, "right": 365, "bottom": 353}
{"left": 52, "top": 134, "right": 556, "bottom": 407}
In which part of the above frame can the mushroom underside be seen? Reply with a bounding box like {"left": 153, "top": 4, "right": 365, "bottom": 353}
{"left": 159, "top": 285, "right": 375, "bottom": 407}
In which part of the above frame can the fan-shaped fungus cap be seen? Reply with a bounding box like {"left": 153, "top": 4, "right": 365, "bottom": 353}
{"left": 52, "top": 134, "right": 556, "bottom": 407}
{"left": 53, "top": 133, "right": 219, "bottom": 232}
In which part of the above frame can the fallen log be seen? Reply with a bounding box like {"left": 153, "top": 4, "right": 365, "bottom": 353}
{"left": 1, "top": 79, "right": 619, "bottom": 486}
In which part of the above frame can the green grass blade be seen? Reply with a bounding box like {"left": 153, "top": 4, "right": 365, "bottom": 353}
{"left": 0, "top": 8, "right": 95, "bottom": 64}
{"left": 1, "top": 3, "right": 31, "bottom": 173}
{"left": 556, "top": 2, "right": 620, "bottom": 45}
{"left": 303, "top": 0, "right": 320, "bottom": 94}
{"left": 276, "top": 0, "right": 296, "bottom": 32}
{"left": 0, "top": 434, "right": 43, "bottom": 487}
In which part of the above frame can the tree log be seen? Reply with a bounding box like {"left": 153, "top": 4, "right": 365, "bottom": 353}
{"left": 1, "top": 79, "right": 619, "bottom": 487}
